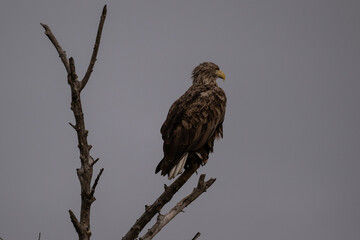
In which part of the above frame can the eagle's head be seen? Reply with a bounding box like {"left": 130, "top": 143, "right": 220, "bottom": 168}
{"left": 192, "top": 62, "right": 225, "bottom": 85}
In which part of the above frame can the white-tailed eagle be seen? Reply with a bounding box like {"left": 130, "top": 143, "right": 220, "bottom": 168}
{"left": 156, "top": 62, "right": 226, "bottom": 179}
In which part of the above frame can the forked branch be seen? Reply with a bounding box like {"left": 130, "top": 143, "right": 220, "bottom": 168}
{"left": 41, "top": 5, "right": 107, "bottom": 240}
{"left": 122, "top": 163, "right": 201, "bottom": 240}
{"left": 140, "top": 175, "right": 216, "bottom": 240}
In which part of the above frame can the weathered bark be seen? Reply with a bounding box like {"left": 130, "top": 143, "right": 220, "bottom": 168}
{"left": 122, "top": 163, "right": 200, "bottom": 240}
{"left": 41, "top": 5, "right": 107, "bottom": 240}
{"left": 140, "top": 174, "right": 216, "bottom": 240}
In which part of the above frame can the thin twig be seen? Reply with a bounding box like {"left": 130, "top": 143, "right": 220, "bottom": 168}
{"left": 90, "top": 168, "right": 104, "bottom": 198}
{"left": 140, "top": 175, "right": 216, "bottom": 240}
{"left": 192, "top": 232, "right": 201, "bottom": 240}
{"left": 40, "top": 23, "right": 70, "bottom": 73}
{"left": 91, "top": 158, "right": 100, "bottom": 167}
{"left": 80, "top": 5, "right": 107, "bottom": 91}
{"left": 69, "top": 122, "right": 77, "bottom": 130}
{"left": 69, "top": 209, "right": 82, "bottom": 236}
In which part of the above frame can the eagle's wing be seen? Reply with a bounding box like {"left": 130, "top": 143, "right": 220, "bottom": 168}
{"left": 156, "top": 85, "right": 226, "bottom": 175}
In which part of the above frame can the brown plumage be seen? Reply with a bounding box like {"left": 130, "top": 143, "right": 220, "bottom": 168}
{"left": 155, "top": 62, "right": 227, "bottom": 179}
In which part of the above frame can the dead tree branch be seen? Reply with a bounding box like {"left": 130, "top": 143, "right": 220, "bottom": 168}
{"left": 81, "top": 4, "right": 107, "bottom": 91}
{"left": 122, "top": 162, "right": 201, "bottom": 240}
{"left": 192, "top": 232, "right": 201, "bottom": 240}
{"left": 40, "top": 23, "right": 70, "bottom": 73}
{"left": 140, "top": 175, "right": 216, "bottom": 240}
{"left": 41, "top": 5, "right": 107, "bottom": 240}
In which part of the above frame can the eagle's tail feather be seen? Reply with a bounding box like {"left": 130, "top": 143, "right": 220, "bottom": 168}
{"left": 178, "top": 153, "right": 188, "bottom": 174}
{"left": 168, "top": 152, "right": 189, "bottom": 179}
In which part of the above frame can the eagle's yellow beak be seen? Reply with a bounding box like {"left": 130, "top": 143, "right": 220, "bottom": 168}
{"left": 215, "top": 70, "right": 226, "bottom": 81}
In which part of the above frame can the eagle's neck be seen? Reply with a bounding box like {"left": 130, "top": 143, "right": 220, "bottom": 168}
{"left": 192, "top": 74, "right": 218, "bottom": 86}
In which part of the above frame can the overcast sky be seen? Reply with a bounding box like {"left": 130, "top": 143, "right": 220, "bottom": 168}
{"left": 1, "top": 0, "right": 359, "bottom": 240}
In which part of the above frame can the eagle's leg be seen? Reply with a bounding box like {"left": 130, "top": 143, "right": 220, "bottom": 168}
{"left": 184, "top": 152, "right": 205, "bottom": 170}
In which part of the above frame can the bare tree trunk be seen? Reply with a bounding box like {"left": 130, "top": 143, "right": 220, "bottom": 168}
{"left": 41, "top": 5, "right": 107, "bottom": 240}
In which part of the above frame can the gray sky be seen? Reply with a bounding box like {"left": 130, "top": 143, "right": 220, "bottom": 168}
{"left": 1, "top": 0, "right": 359, "bottom": 239}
